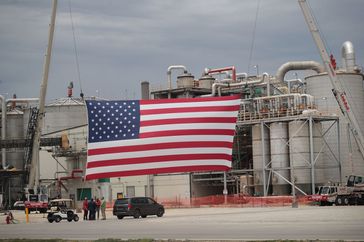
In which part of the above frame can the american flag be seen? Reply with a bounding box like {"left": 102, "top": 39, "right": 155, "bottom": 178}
{"left": 85, "top": 95, "right": 240, "bottom": 180}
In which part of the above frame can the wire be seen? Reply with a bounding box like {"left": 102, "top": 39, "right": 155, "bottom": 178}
{"left": 68, "top": 0, "right": 84, "bottom": 98}
{"left": 247, "top": 0, "right": 261, "bottom": 75}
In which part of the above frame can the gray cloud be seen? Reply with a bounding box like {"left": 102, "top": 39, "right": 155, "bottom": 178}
{"left": 0, "top": 0, "right": 363, "bottom": 100}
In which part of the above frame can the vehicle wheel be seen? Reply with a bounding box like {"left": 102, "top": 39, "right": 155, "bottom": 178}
{"left": 133, "top": 209, "right": 141, "bottom": 219}
{"left": 335, "top": 196, "right": 343, "bottom": 206}
{"left": 343, "top": 197, "right": 349, "bottom": 206}
{"left": 117, "top": 215, "right": 124, "bottom": 220}
{"left": 141, "top": 215, "right": 147, "bottom": 218}
{"left": 41, "top": 208, "right": 47, "bottom": 213}
{"left": 67, "top": 218, "right": 73, "bottom": 222}
{"left": 156, "top": 208, "right": 164, "bottom": 217}
{"left": 48, "top": 218, "right": 54, "bottom": 223}
{"left": 55, "top": 216, "right": 61, "bottom": 223}
{"left": 73, "top": 215, "right": 79, "bottom": 222}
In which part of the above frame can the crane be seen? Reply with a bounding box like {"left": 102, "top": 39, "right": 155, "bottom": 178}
{"left": 27, "top": 0, "right": 58, "bottom": 192}
{"left": 298, "top": 0, "right": 364, "bottom": 160}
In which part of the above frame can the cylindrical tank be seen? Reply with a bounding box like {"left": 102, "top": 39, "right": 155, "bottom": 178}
{"left": 289, "top": 121, "right": 311, "bottom": 193}
{"left": 305, "top": 72, "right": 364, "bottom": 183}
{"left": 252, "top": 124, "right": 270, "bottom": 195}
{"left": 289, "top": 120, "right": 323, "bottom": 194}
{"left": 6, "top": 110, "right": 24, "bottom": 170}
{"left": 270, "top": 122, "right": 290, "bottom": 195}
{"left": 177, "top": 73, "right": 195, "bottom": 88}
{"left": 5, "top": 109, "right": 25, "bottom": 204}
{"left": 43, "top": 98, "right": 87, "bottom": 136}
{"left": 198, "top": 75, "right": 215, "bottom": 89}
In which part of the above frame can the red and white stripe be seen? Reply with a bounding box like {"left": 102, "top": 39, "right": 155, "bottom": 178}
{"left": 85, "top": 95, "right": 240, "bottom": 180}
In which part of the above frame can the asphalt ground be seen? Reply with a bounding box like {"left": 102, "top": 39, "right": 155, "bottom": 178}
{"left": 0, "top": 206, "right": 363, "bottom": 241}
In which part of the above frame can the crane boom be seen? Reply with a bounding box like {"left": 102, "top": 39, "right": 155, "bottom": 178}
{"left": 298, "top": 0, "right": 364, "bottom": 160}
{"left": 27, "top": 0, "right": 58, "bottom": 190}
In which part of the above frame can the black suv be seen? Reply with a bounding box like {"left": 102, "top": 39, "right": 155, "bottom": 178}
{"left": 113, "top": 197, "right": 164, "bottom": 219}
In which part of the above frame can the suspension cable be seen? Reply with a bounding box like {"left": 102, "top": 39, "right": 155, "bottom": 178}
{"left": 247, "top": 0, "right": 261, "bottom": 75}
{"left": 68, "top": 0, "right": 84, "bottom": 98}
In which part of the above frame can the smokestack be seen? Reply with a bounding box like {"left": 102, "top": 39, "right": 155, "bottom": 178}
{"left": 141, "top": 81, "right": 150, "bottom": 100}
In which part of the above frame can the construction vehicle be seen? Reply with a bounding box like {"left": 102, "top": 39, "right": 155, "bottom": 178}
{"left": 309, "top": 185, "right": 338, "bottom": 206}
{"left": 24, "top": 193, "right": 49, "bottom": 213}
{"left": 335, "top": 175, "right": 364, "bottom": 205}
{"left": 25, "top": 0, "right": 57, "bottom": 200}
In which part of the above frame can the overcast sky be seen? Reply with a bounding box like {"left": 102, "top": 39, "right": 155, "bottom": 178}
{"left": 1, "top": 0, "right": 363, "bottom": 101}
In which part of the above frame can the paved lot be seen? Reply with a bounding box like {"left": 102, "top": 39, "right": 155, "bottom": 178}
{"left": 1, "top": 206, "right": 364, "bottom": 240}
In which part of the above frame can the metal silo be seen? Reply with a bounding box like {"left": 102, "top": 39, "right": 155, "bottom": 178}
{"left": 252, "top": 124, "right": 270, "bottom": 195}
{"left": 43, "top": 97, "right": 87, "bottom": 134}
{"left": 289, "top": 121, "right": 311, "bottom": 194}
{"left": 288, "top": 120, "right": 324, "bottom": 194}
{"left": 270, "top": 122, "right": 290, "bottom": 195}
{"left": 305, "top": 72, "right": 364, "bottom": 183}
{"left": 6, "top": 109, "right": 24, "bottom": 170}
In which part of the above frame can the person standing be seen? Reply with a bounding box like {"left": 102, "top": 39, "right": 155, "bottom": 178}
{"left": 88, "top": 198, "right": 96, "bottom": 220}
{"left": 83, "top": 197, "right": 88, "bottom": 220}
{"left": 95, "top": 197, "right": 101, "bottom": 220}
{"left": 101, "top": 196, "right": 106, "bottom": 220}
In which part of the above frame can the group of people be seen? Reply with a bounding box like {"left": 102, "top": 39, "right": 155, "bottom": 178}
{"left": 82, "top": 197, "right": 106, "bottom": 220}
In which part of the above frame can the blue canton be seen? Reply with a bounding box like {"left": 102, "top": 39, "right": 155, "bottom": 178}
{"left": 86, "top": 100, "right": 140, "bottom": 143}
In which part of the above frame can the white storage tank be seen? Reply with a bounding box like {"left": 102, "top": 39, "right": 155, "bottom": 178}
{"left": 270, "top": 122, "right": 290, "bottom": 195}
{"left": 43, "top": 97, "right": 87, "bottom": 134}
{"left": 305, "top": 72, "right": 364, "bottom": 183}
{"left": 176, "top": 73, "right": 195, "bottom": 88}
{"left": 289, "top": 120, "right": 324, "bottom": 194}
{"left": 6, "top": 109, "right": 24, "bottom": 170}
{"left": 198, "top": 75, "right": 215, "bottom": 89}
{"left": 252, "top": 124, "right": 270, "bottom": 195}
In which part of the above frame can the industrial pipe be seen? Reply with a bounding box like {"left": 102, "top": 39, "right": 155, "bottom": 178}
{"left": 236, "top": 73, "right": 248, "bottom": 80}
{"left": 167, "top": 65, "right": 187, "bottom": 90}
{"left": 276, "top": 61, "right": 324, "bottom": 83}
{"left": 0, "top": 95, "right": 6, "bottom": 169}
{"left": 262, "top": 73, "right": 270, "bottom": 97}
{"left": 206, "top": 66, "right": 236, "bottom": 82}
{"left": 341, "top": 41, "right": 356, "bottom": 72}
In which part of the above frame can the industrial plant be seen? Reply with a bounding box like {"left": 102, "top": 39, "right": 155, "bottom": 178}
{"left": 1, "top": 39, "right": 363, "bottom": 209}
{"left": 1, "top": 0, "right": 364, "bottom": 211}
